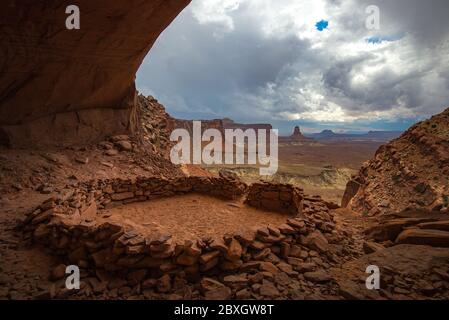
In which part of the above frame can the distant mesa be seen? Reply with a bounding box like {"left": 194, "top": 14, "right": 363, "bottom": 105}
{"left": 222, "top": 119, "right": 273, "bottom": 133}
{"left": 308, "top": 129, "right": 402, "bottom": 142}
{"left": 309, "top": 130, "right": 338, "bottom": 140}
{"left": 171, "top": 117, "right": 272, "bottom": 137}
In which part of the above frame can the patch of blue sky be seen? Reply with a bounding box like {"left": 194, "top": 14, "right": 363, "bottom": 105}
{"left": 366, "top": 33, "right": 405, "bottom": 44}
{"left": 315, "top": 20, "right": 329, "bottom": 31}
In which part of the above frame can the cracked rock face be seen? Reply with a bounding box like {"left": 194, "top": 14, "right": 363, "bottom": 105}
{"left": 0, "top": 0, "right": 190, "bottom": 147}
{"left": 342, "top": 107, "right": 449, "bottom": 215}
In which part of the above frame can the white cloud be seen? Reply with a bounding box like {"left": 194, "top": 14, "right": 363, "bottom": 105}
{"left": 191, "top": 0, "right": 240, "bottom": 31}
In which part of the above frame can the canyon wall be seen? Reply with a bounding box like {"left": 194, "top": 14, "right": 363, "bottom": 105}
{"left": 342, "top": 108, "right": 449, "bottom": 215}
{"left": 172, "top": 118, "right": 273, "bottom": 137}
{"left": 0, "top": 0, "right": 190, "bottom": 147}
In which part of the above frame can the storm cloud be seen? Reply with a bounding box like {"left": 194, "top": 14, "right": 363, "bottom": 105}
{"left": 137, "top": 0, "right": 449, "bottom": 133}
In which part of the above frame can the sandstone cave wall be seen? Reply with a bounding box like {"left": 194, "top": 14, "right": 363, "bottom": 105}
{"left": 0, "top": 0, "right": 191, "bottom": 147}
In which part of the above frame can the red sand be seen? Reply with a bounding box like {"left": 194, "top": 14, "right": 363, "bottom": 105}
{"left": 105, "top": 193, "right": 293, "bottom": 242}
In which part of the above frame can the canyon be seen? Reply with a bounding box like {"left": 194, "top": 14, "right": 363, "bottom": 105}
{"left": 0, "top": 0, "right": 448, "bottom": 301}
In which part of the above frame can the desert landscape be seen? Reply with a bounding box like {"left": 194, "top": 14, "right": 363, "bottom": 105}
{"left": 1, "top": 0, "right": 449, "bottom": 304}
{"left": 205, "top": 125, "right": 386, "bottom": 204}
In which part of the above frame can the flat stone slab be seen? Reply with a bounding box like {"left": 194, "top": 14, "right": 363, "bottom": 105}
{"left": 417, "top": 220, "right": 449, "bottom": 232}
{"left": 365, "top": 218, "right": 436, "bottom": 242}
{"left": 332, "top": 244, "right": 449, "bottom": 300}
{"left": 396, "top": 229, "right": 449, "bottom": 247}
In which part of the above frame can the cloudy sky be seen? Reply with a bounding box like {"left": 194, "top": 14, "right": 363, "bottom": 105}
{"left": 137, "top": 0, "right": 449, "bottom": 134}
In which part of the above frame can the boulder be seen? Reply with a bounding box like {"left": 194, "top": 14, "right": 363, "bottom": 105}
{"left": 259, "top": 281, "right": 280, "bottom": 298}
{"left": 225, "top": 239, "right": 243, "bottom": 261}
{"left": 176, "top": 253, "right": 198, "bottom": 266}
{"left": 157, "top": 274, "right": 172, "bottom": 293}
{"left": 304, "top": 231, "right": 329, "bottom": 253}
{"left": 199, "top": 251, "right": 220, "bottom": 264}
{"left": 205, "top": 287, "right": 232, "bottom": 300}
{"left": 200, "top": 278, "right": 232, "bottom": 300}
{"left": 223, "top": 274, "right": 248, "bottom": 286}
{"left": 50, "top": 264, "right": 66, "bottom": 280}
{"left": 115, "top": 140, "right": 133, "bottom": 151}
{"left": 259, "top": 262, "right": 279, "bottom": 274}
{"left": 304, "top": 270, "right": 332, "bottom": 283}
{"left": 363, "top": 241, "right": 385, "bottom": 254}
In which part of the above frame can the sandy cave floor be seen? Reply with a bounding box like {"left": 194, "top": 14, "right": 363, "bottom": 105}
{"left": 104, "top": 193, "right": 295, "bottom": 243}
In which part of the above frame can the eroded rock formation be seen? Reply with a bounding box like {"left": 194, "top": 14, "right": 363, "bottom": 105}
{"left": 0, "top": 0, "right": 190, "bottom": 147}
{"left": 279, "top": 126, "right": 314, "bottom": 144}
{"left": 292, "top": 126, "right": 303, "bottom": 138}
{"left": 342, "top": 108, "right": 449, "bottom": 215}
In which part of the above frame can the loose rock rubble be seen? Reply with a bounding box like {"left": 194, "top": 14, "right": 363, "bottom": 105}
{"left": 0, "top": 134, "right": 183, "bottom": 196}
{"left": 138, "top": 95, "right": 174, "bottom": 157}
{"left": 329, "top": 209, "right": 449, "bottom": 300}
{"left": 335, "top": 244, "right": 449, "bottom": 300}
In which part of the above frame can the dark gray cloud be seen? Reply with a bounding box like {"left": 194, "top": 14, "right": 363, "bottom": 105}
{"left": 360, "top": 0, "right": 449, "bottom": 45}
{"left": 138, "top": 2, "right": 315, "bottom": 121}
{"left": 137, "top": 0, "right": 449, "bottom": 130}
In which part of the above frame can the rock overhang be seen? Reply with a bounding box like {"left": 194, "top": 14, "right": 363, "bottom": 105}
{"left": 0, "top": 0, "right": 191, "bottom": 147}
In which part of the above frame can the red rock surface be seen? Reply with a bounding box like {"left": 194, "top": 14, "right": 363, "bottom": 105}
{"left": 334, "top": 244, "right": 449, "bottom": 300}
{"left": 0, "top": 0, "right": 190, "bottom": 147}
{"left": 342, "top": 108, "right": 449, "bottom": 215}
